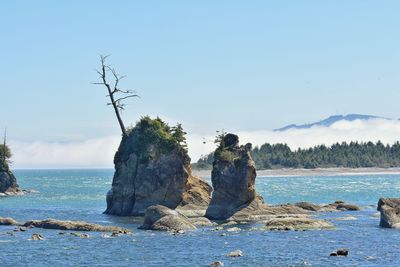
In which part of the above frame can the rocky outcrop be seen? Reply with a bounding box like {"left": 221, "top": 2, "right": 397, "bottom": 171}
{"left": 139, "top": 205, "right": 196, "bottom": 232}
{"left": 0, "top": 217, "right": 130, "bottom": 233}
{"left": 205, "top": 134, "right": 259, "bottom": 220}
{"left": 295, "top": 201, "right": 361, "bottom": 212}
{"left": 0, "top": 166, "right": 20, "bottom": 196}
{"left": 204, "top": 133, "right": 315, "bottom": 221}
{"left": 105, "top": 117, "right": 211, "bottom": 216}
{"left": 264, "top": 216, "right": 333, "bottom": 231}
{"left": 23, "top": 219, "right": 130, "bottom": 233}
{"left": 377, "top": 198, "right": 400, "bottom": 228}
{"left": 0, "top": 217, "right": 19, "bottom": 226}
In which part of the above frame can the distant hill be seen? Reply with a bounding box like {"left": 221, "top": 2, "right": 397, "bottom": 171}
{"left": 275, "top": 114, "right": 387, "bottom": 131}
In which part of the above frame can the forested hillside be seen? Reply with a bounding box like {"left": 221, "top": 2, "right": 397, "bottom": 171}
{"left": 193, "top": 141, "right": 400, "bottom": 170}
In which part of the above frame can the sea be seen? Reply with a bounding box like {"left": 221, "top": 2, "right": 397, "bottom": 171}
{"left": 1, "top": 169, "right": 400, "bottom": 267}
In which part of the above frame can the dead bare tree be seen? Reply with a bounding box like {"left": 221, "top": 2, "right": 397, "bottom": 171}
{"left": 93, "top": 55, "right": 139, "bottom": 137}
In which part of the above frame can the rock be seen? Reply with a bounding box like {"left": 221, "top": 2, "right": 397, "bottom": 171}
{"left": 205, "top": 134, "right": 312, "bottom": 221}
{"left": 139, "top": 205, "right": 197, "bottom": 232}
{"left": 0, "top": 145, "right": 20, "bottom": 195}
{"left": 320, "top": 201, "right": 361, "bottom": 212}
{"left": 226, "top": 227, "right": 241, "bottom": 232}
{"left": 188, "top": 217, "right": 216, "bottom": 227}
{"left": 205, "top": 134, "right": 259, "bottom": 220}
{"left": 23, "top": 219, "right": 130, "bottom": 233}
{"left": 31, "top": 233, "right": 44, "bottom": 241}
{"left": 371, "top": 212, "right": 380, "bottom": 218}
{"left": 210, "top": 261, "right": 224, "bottom": 266}
{"left": 0, "top": 217, "right": 19, "bottom": 226}
{"left": 104, "top": 117, "right": 211, "bottom": 216}
{"left": 226, "top": 250, "right": 243, "bottom": 257}
{"left": 335, "top": 215, "right": 357, "bottom": 221}
{"left": 0, "top": 169, "right": 20, "bottom": 195}
{"left": 377, "top": 198, "right": 400, "bottom": 228}
{"left": 336, "top": 203, "right": 360, "bottom": 211}
{"left": 330, "top": 249, "right": 349, "bottom": 257}
{"left": 70, "top": 232, "right": 90, "bottom": 238}
{"left": 265, "top": 217, "right": 333, "bottom": 231}
{"left": 295, "top": 202, "right": 321, "bottom": 211}
{"left": 13, "top": 227, "right": 27, "bottom": 232}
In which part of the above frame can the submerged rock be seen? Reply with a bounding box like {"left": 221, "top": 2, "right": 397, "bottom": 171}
{"left": 139, "top": 205, "right": 196, "bottom": 232}
{"left": 377, "top": 198, "right": 400, "bottom": 228}
{"left": 264, "top": 216, "right": 333, "bottom": 231}
{"left": 210, "top": 261, "right": 224, "bottom": 267}
{"left": 23, "top": 219, "right": 130, "bottom": 233}
{"left": 105, "top": 117, "right": 211, "bottom": 216}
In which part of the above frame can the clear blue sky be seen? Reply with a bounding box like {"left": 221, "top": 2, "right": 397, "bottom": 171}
{"left": 1, "top": 1, "right": 399, "bottom": 142}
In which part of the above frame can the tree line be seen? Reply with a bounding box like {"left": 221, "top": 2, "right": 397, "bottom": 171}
{"left": 192, "top": 141, "right": 400, "bottom": 170}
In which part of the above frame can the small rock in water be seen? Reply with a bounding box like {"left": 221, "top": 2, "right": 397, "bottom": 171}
{"left": 371, "top": 212, "right": 380, "bottom": 218}
{"left": 58, "top": 232, "right": 66, "bottom": 235}
{"left": 335, "top": 216, "right": 357, "bottom": 221}
{"left": 226, "top": 227, "right": 241, "bottom": 232}
{"left": 80, "top": 233, "right": 90, "bottom": 238}
{"left": 111, "top": 232, "right": 121, "bottom": 237}
{"left": 31, "top": 233, "right": 44, "bottom": 241}
{"left": 13, "top": 227, "right": 27, "bottom": 232}
{"left": 330, "top": 249, "right": 349, "bottom": 257}
{"left": 226, "top": 249, "right": 243, "bottom": 257}
{"left": 70, "top": 232, "right": 89, "bottom": 238}
{"left": 210, "top": 261, "right": 224, "bottom": 266}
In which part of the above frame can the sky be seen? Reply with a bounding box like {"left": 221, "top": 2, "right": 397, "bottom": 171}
{"left": 1, "top": 1, "right": 400, "bottom": 168}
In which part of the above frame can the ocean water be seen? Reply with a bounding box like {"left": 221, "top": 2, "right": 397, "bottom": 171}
{"left": 1, "top": 169, "right": 400, "bottom": 266}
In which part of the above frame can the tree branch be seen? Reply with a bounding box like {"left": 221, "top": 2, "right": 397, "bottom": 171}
{"left": 93, "top": 55, "right": 139, "bottom": 136}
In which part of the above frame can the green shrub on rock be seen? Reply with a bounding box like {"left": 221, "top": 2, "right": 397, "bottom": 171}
{"left": 115, "top": 116, "right": 188, "bottom": 164}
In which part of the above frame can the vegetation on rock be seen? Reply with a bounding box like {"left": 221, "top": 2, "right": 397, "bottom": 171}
{"left": 115, "top": 116, "right": 188, "bottom": 164}
{"left": 0, "top": 143, "right": 12, "bottom": 171}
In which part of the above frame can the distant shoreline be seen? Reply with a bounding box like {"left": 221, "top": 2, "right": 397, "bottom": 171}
{"left": 192, "top": 167, "right": 400, "bottom": 178}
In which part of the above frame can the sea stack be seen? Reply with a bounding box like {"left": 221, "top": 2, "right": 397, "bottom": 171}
{"left": 104, "top": 117, "right": 211, "bottom": 216}
{"left": 205, "top": 133, "right": 264, "bottom": 220}
{"left": 0, "top": 144, "right": 20, "bottom": 196}
{"left": 377, "top": 198, "right": 400, "bottom": 228}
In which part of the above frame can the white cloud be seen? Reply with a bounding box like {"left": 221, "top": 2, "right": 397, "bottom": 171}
{"left": 9, "top": 136, "right": 121, "bottom": 169}
{"left": 8, "top": 118, "right": 400, "bottom": 169}
{"left": 188, "top": 118, "right": 400, "bottom": 160}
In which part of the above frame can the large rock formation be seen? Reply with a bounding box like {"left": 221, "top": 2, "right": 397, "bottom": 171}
{"left": 377, "top": 198, "right": 400, "bottom": 228}
{"left": 0, "top": 147, "right": 20, "bottom": 195}
{"left": 205, "top": 133, "right": 264, "bottom": 220}
{"left": 105, "top": 117, "right": 211, "bottom": 216}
